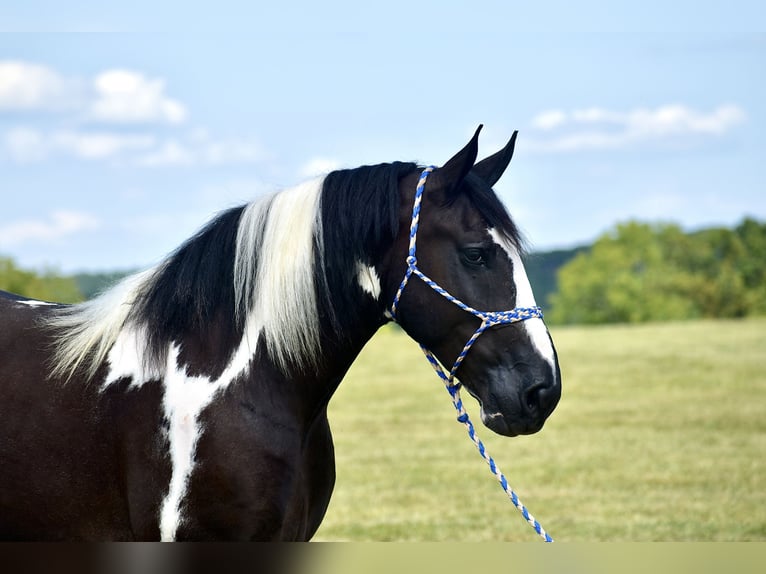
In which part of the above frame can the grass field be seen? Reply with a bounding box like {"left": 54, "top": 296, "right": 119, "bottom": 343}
{"left": 314, "top": 318, "right": 766, "bottom": 541}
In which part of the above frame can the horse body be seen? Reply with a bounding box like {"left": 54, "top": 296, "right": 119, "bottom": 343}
{"left": 0, "top": 127, "right": 561, "bottom": 540}
{"left": 1, "top": 296, "right": 154, "bottom": 539}
{"left": 0, "top": 295, "right": 347, "bottom": 540}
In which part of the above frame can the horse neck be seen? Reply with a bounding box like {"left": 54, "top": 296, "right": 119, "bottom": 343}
{"left": 188, "top": 290, "right": 383, "bottom": 432}
{"left": 285, "top": 306, "right": 384, "bottom": 423}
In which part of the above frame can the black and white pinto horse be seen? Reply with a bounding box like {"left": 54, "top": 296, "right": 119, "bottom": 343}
{"left": 0, "top": 127, "right": 561, "bottom": 540}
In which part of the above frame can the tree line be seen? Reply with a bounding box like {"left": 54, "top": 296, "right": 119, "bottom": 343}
{"left": 546, "top": 217, "right": 766, "bottom": 324}
{"left": 0, "top": 257, "right": 83, "bottom": 303}
{"left": 0, "top": 258, "right": 133, "bottom": 303}
{"left": 2, "top": 217, "right": 764, "bottom": 324}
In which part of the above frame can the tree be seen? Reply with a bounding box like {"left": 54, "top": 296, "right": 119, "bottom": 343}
{"left": 547, "top": 219, "right": 764, "bottom": 325}
{"left": 734, "top": 217, "right": 766, "bottom": 314}
{"left": 0, "top": 257, "right": 83, "bottom": 303}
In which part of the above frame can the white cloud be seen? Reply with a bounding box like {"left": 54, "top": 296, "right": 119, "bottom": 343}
{"left": 0, "top": 60, "right": 186, "bottom": 124}
{"left": 299, "top": 157, "right": 341, "bottom": 178}
{"left": 2, "top": 126, "right": 267, "bottom": 166}
{"left": 3, "top": 127, "right": 48, "bottom": 162}
{"left": 625, "top": 104, "right": 745, "bottom": 136}
{"left": 530, "top": 109, "right": 567, "bottom": 131}
{"left": 134, "top": 133, "right": 266, "bottom": 167}
{"left": 52, "top": 130, "right": 157, "bottom": 159}
{"left": 0, "top": 61, "right": 267, "bottom": 167}
{"left": 570, "top": 107, "right": 625, "bottom": 125}
{"left": 200, "top": 137, "right": 265, "bottom": 165}
{"left": 527, "top": 131, "right": 627, "bottom": 153}
{"left": 527, "top": 104, "right": 746, "bottom": 152}
{"left": 89, "top": 69, "right": 187, "bottom": 124}
{"left": 0, "top": 210, "right": 100, "bottom": 246}
{"left": 134, "top": 139, "right": 194, "bottom": 166}
{"left": 0, "top": 61, "right": 82, "bottom": 110}
{"left": 3, "top": 127, "right": 156, "bottom": 162}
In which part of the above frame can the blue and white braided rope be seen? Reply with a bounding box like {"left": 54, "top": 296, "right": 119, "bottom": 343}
{"left": 422, "top": 348, "right": 553, "bottom": 542}
{"left": 390, "top": 165, "right": 553, "bottom": 542}
{"left": 390, "top": 166, "right": 433, "bottom": 321}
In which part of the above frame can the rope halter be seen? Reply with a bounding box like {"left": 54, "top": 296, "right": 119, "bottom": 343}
{"left": 388, "top": 166, "right": 553, "bottom": 542}
{"left": 389, "top": 165, "right": 544, "bottom": 383}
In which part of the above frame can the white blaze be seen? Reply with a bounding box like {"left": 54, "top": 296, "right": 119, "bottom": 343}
{"left": 488, "top": 228, "right": 556, "bottom": 373}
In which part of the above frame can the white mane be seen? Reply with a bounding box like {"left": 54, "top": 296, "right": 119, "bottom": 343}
{"left": 48, "top": 177, "right": 325, "bottom": 382}
{"left": 234, "top": 178, "right": 324, "bottom": 373}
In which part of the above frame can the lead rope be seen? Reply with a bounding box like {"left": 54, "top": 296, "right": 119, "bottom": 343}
{"left": 390, "top": 166, "right": 553, "bottom": 542}
{"left": 422, "top": 350, "right": 554, "bottom": 542}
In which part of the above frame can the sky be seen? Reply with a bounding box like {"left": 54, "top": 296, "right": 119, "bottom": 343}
{"left": 0, "top": 1, "right": 764, "bottom": 273}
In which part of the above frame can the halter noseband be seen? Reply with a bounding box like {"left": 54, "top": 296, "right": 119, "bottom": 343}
{"left": 388, "top": 165, "right": 553, "bottom": 542}
{"left": 389, "top": 165, "right": 544, "bottom": 384}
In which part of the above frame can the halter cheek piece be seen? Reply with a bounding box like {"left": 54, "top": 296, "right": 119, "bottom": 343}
{"left": 389, "top": 166, "right": 544, "bottom": 384}
{"left": 388, "top": 166, "right": 553, "bottom": 542}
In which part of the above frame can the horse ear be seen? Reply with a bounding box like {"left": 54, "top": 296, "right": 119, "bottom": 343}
{"left": 471, "top": 130, "right": 518, "bottom": 188}
{"left": 429, "top": 125, "right": 482, "bottom": 199}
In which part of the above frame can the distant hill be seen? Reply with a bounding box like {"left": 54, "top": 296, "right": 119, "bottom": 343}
{"left": 524, "top": 246, "right": 587, "bottom": 308}
{"left": 72, "top": 270, "right": 136, "bottom": 300}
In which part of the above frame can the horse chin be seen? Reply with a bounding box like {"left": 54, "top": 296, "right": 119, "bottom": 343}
{"left": 481, "top": 405, "right": 519, "bottom": 436}
{"left": 479, "top": 407, "right": 517, "bottom": 436}
{"left": 479, "top": 406, "right": 545, "bottom": 437}
{"left": 464, "top": 385, "right": 518, "bottom": 437}
{"left": 465, "top": 381, "right": 549, "bottom": 437}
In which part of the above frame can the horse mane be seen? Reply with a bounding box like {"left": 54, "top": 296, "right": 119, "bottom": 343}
{"left": 318, "top": 161, "right": 416, "bottom": 336}
{"left": 47, "top": 163, "right": 418, "bottom": 382}
{"left": 46, "top": 160, "right": 522, "bottom": 383}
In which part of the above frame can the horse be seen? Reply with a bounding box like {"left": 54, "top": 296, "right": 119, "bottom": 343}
{"left": 0, "top": 126, "right": 561, "bottom": 541}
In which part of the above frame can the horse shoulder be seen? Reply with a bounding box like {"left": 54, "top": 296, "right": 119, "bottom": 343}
{"left": 166, "top": 375, "right": 334, "bottom": 541}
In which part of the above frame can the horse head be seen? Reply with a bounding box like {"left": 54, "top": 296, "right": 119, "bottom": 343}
{"left": 383, "top": 126, "right": 561, "bottom": 437}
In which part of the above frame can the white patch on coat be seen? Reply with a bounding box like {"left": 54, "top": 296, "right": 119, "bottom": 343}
{"left": 47, "top": 267, "right": 159, "bottom": 381}
{"left": 488, "top": 228, "right": 556, "bottom": 373}
{"left": 17, "top": 299, "right": 56, "bottom": 307}
{"left": 158, "top": 345, "right": 221, "bottom": 541}
{"left": 101, "top": 311, "right": 265, "bottom": 540}
{"left": 104, "top": 325, "right": 161, "bottom": 388}
{"left": 356, "top": 262, "right": 381, "bottom": 299}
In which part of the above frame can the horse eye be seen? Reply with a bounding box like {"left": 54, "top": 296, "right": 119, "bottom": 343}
{"left": 462, "top": 247, "right": 487, "bottom": 266}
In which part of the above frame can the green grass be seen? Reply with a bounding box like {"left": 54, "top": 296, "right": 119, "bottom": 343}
{"left": 314, "top": 318, "right": 766, "bottom": 541}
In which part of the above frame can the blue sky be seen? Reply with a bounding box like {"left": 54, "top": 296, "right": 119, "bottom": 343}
{"left": 1, "top": 1, "right": 764, "bottom": 272}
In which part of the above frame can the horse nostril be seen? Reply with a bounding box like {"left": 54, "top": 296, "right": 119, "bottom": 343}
{"left": 524, "top": 379, "right": 560, "bottom": 418}
{"left": 523, "top": 383, "right": 543, "bottom": 413}
{"left": 523, "top": 381, "right": 555, "bottom": 414}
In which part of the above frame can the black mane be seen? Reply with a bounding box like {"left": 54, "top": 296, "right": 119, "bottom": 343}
{"left": 97, "top": 160, "right": 523, "bottom": 374}
{"left": 130, "top": 206, "right": 246, "bottom": 371}
{"left": 319, "top": 161, "right": 417, "bottom": 334}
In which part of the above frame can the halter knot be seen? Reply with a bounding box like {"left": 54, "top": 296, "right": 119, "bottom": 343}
{"left": 446, "top": 382, "right": 462, "bottom": 397}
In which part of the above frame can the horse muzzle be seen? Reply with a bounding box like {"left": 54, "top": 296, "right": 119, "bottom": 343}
{"left": 470, "top": 364, "right": 561, "bottom": 437}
